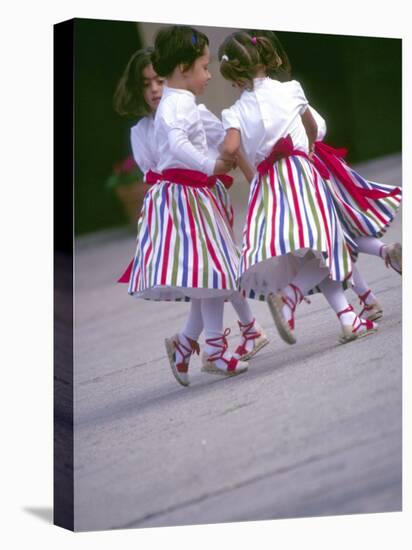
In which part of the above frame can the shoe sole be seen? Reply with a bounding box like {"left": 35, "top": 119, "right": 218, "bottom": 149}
{"left": 201, "top": 362, "right": 248, "bottom": 376}
{"left": 387, "top": 243, "right": 402, "bottom": 275}
{"left": 366, "top": 310, "right": 383, "bottom": 322}
{"left": 267, "top": 293, "right": 296, "bottom": 345}
{"left": 238, "top": 336, "right": 270, "bottom": 361}
{"left": 164, "top": 338, "right": 190, "bottom": 387}
{"left": 339, "top": 326, "right": 378, "bottom": 345}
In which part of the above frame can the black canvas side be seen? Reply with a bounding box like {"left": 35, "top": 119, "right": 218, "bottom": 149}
{"left": 53, "top": 18, "right": 74, "bottom": 532}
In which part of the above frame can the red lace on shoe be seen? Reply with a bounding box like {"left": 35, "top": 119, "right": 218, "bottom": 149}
{"left": 234, "top": 318, "right": 261, "bottom": 357}
{"left": 337, "top": 304, "right": 374, "bottom": 334}
{"left": 281, "top": 284, "right": 307, "bottom": 330}
{"left": 205, "top": 328, "right": 239, "bottom": 372}
{"left": 173, "top": 335, "right": 200, "bottom": 373}
{"left": 358, "top": 289, "right": 374, "bottom": 318}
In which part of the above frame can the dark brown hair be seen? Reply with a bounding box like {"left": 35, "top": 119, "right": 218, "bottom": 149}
{"left": 244, "top": 29, "right": 292, "bottom": 81}
{"left": 218, "top": 31, "right": 283, "bottom": 89}
{"left": 151, "top": 25, "right": 209, "bottom": 77}
{"left": 113, "top": 47, "right": 155, "bottom": 118}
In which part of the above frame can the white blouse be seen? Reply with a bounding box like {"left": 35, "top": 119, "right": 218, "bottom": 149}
{"left": 130, "top": 115, "right": 157, "bottom": 179}
{"left": 221, "top": 77, "right": 310, "bottom": 166}
{"left": 154, "top": 86, "right": 216, "bottom": 175}
{"left": 309, "top": 106, "right": 327, "bottom": 141}
{"left": 130, "top": 103, "right": 224, "bottom": 181}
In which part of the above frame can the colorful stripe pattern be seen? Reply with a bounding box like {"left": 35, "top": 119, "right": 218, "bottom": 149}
{"left": 128, "top": 180, "right": 240, "bottom": 301}
{"left": 315, "top": 154, "right": 402, "bottom": 260}
{"left": 239, "top": 155, "right": 353, "bottom": 297}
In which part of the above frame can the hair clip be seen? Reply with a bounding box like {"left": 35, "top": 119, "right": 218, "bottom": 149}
{"left": 251, "top": 36, "right": 258, "bottom": 45}
{"left": 191, "top": 32, "right": 197, "bottom": 46}
{"left": 221, "top": 54, "right": 229, "bottom": 62}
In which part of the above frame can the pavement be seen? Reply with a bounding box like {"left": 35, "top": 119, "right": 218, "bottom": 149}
{"left": 72, "top": 153, "right": 402, "bottom": 531}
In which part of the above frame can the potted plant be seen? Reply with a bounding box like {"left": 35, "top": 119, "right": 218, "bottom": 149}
{"left": 106, "top": 155, "right": 149, "bottom": 225}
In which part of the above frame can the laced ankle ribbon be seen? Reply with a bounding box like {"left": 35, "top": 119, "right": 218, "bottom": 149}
{"left": 235, "top": 318, "right": 261, "bottom": 357}
{"left": 337, "top": 304, "right": 374, "bottom": 334}
{"left": 358, "top": 289, "right": 374, "bottom": 318}
{"left": 282, "top": 284, "right": 308, "bottom": 330}
{"left": 205, "top": 328, "right": 239, "bottom": 372}
{"left": 174, "top": 335, "right": 200, "bottom": 373}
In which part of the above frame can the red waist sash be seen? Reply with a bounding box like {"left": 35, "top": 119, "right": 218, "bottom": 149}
{"left": 256, "top": 135, "right": 311, "bottom": 177}
{"left": 314, "top": 141, "right": 401, "bottom": 211}
{"left": 147, "top": 168, "right": 233, "bottom": 189}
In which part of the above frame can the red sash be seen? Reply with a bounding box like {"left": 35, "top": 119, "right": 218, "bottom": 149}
{"left": 314, "top": 141, "right": 401, "bottom": 211}
{"left": 256, "top": 135, "right": 310, "bottom": 177}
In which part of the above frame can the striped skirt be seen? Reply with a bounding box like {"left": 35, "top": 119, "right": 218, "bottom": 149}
{"left": 315, "top": 154, "right": 402, "bottom": 260}
{"left": 128, "top": 179, "right": 239, "bottom": 301}
{"left": 239, "top": 155, "right": 353, "bottom": 299}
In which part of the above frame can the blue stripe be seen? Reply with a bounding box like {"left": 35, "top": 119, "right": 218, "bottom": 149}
{"left": 325, "top": 182, "right": 340, "bottom": 280}
{"left": 276, "top": 163, "right": 286, "bottom": 254}
{"left": 350, "top": 170, "right": 393, "bottom": 219}
{"left": 331, "top": 174, "right": 377, "bottom": 235}
{"left": 254, "top": 206, "right": 266, "bottom": 264}
{"left": 216, "top": 224, "right": 237, "bottom": 283}
{"left": 177, "top": 185, "right": 189, "bottom": 287}
{"left": 213, "top": 270, "right": 218, "bottom": 288}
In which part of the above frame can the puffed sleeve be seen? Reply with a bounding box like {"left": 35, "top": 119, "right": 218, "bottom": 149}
{"left": 198, "top": 104, "right": 225, "bottom": 151}
{"left": 221, "top": 104, "right": 241, "bottom": 131}
{"left": 291, "top": 80, "right": 309, "bottom": 115}
{"left": 163, "top": 95, "right": 216, "bottom": 175}
{"left": 309, "top": 106, "right": 327, "bottom": 141}
{"left": 130, "top": 119, "right": 156, "bottom": 178}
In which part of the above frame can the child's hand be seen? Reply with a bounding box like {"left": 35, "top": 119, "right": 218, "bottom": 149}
{"left": 214, "top": 158, "right": 234, "bottom": 174}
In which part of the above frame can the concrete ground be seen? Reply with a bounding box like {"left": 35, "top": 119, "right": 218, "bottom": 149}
{"left": 73, "top": 154, "right": 402, "bottom": 531}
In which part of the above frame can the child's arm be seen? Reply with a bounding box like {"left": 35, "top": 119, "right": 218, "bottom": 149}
{"left": 301, "top": 107, "right": 318, "bottom": 155}
{"left": 219, "top": 128, "right": 241, "bottom": 159}
{"left": 235, "top": 146, "right": 255, "bottom": 183}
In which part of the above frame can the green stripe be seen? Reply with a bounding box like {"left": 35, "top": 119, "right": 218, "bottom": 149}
{"left": 149, "top": 187, "right": 161, "bottom": 286}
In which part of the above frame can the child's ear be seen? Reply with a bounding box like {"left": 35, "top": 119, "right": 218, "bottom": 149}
{"left": 179, "top": 62, "right": 189, "bottom": 74}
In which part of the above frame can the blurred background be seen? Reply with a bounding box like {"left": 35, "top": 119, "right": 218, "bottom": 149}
{"left": 73, "top": 18, "right": 401, "bottom": 236}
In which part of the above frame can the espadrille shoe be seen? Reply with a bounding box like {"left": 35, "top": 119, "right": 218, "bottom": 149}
{"left": 337, "top": 305, "right": 378, "bottom": 344}
{"left": 201, "top": 329, "right": 248, "bottom": 376}
{"left": 267, "top": 284, "right": 306, "bottom": 345}
{"left": 358, "top": 289, "right": 383, "bottom": 322}
{"left": 164, "top": 334, "right": 200, "bottom": 387}
{"left": 233, "top": 318, "right": 269, "bottom": 361}
{"left": 382, "top": 242, "right": 402, "bottom": 275}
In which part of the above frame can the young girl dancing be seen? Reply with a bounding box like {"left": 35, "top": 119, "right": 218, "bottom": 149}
{"left": 244, "top": 29, "right": 402, "bottom": 323}
{"left": 218, "top": 31, "right": 378, "bottom": 345}
{"left": 114, "top": 47, "right": 269, "bottom": 385}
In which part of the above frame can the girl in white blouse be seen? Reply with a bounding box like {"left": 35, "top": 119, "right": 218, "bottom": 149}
{"left": 114, "top": 46, "right": 269, "bottom": 386}
{"left": 116, "top": 25, "right": 254, "bottom": 385}
{"left": 243, "top": 29, "right": 402, "bottom": 325}
{"left": 218, "top": 31, "right": 378, "bottom": 345}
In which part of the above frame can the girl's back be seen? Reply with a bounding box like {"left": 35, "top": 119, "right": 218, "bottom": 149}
{"left": 222, "top": 77, "right": 309, "bottom": 166}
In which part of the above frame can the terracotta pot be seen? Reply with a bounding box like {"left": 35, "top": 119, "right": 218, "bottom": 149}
{"left": 115, "top": 181, "right": 149, "bottom": 224}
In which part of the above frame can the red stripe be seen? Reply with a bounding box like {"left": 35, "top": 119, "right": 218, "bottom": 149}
{"left": 183, "top": 187, "right": 199, "bottom": 287}
{"left": 118, "top": 259, "right": 133, "bottom": 283}
{"left": 268, "top": 166, "right": 277, "bottom": 256}
{"left": 243, "top": 177, "right": 261, "bottom": 272}
{"left": 142, "top": 197, "right": 154, "bottom": 286}
{"left": 194, "top": 193, "right": 227, "bottom": 288}
{"left": 160, "top": 190, "right": 173, "bottom": 285}
{"left": 313, "top": 170, "right": 332, "bottom": 263}
{"left": 286, "top": 158, "right": 305, "bottom": 248}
